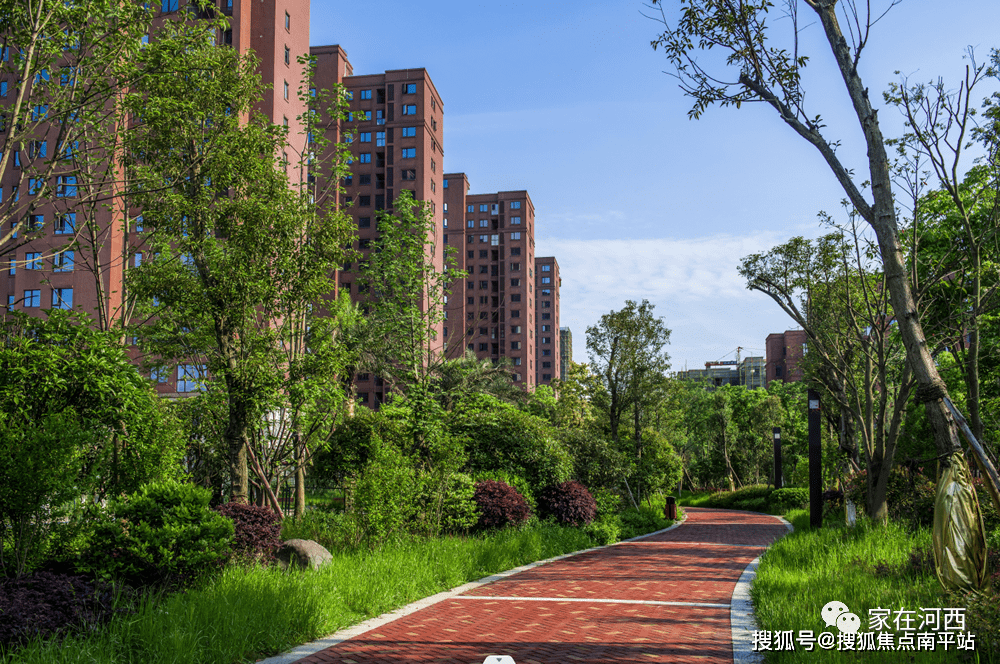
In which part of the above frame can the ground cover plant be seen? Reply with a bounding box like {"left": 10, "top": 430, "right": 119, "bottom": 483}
{"left": 0, "top": 522, "right": 641, "bottom": 664}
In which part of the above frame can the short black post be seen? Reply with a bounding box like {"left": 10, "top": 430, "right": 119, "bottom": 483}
{"left": 808, "top": 390, "right": 822, "bottom": 528}
{"left": 773, "top": 427, "right": 782, "bottom": 489}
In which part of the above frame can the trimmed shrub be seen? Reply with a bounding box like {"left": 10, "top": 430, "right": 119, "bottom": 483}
{"left": 770, "top": 487, "right": 810, "bottom": 513}
{"left": 80, "top": 481, "right": 234, "bottom": 588}
{"left": 472, "top": 470, "right": 536, "bottom": 512}
{"left": 844, "top": 468, "right": 936, "bottom": 527}
{"left": 619, "top": 506, "right": 671, "bottom": 540}
{"left": 215, "top": 502, "right": 282, "bottom": 564}
{"left": 0, "top": 572, "right": 122, "bottom": 651}
{"left": 703, "top": 485, "right": 774, "bottom": 510}
{"left": 582, "top": 518, "right": 620, "bottom": 545}
{"left": 473, "top": 480, "right": 531, "bottom": 530}
{"left": 538, "top": 481, "right": 597, "bottom": 527}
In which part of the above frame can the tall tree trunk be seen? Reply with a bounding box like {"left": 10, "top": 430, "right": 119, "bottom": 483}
{"left": 810, "top": 2, "right": 963, "bottom": 464}
{"left": 294, "top": 430, "right": 306, "bottom": 520}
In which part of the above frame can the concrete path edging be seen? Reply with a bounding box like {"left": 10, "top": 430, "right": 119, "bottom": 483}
{"left": 255, "top": 512, "right": 689, "bottom": 664}
{"left": 730, "top": 514, "right": 796, "bottom": 664}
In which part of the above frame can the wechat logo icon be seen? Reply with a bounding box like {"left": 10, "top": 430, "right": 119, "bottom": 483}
{"left": 821, "top": 600, "right": 861, "bottom": 634}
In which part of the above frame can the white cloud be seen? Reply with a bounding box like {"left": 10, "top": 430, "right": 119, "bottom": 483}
{"left": 537, "top": 232, "right": 809, "bottom": 371}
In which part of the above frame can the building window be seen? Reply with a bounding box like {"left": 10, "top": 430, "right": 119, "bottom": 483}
{"left": 358, "top": 195, "right": 371, "bottom": 207}
{"left": 376, "top": 131, "right": 385, "bottom": 146}
{"left": 542, "top": 337, "right": 552, "bottom": 344}
{"left": 510, "top": 232, "right": 521, "bottom": 240}
{"left": 542, "top": 362, "right": 552, "bottom": 369}
{"left": 177, "top": 364, "right": 206, "bottom": 392}
{"left": 161, "top": 0, "right": 178, "bottom": 11}
{"left": 511, "top": 294, "right": 521, "bottom": 302}
{"left": 25, "top": 252, "right": 42, "bottom": 270}
{"left": 510, "top": 262, "right": 520, "bottom": 271}
{"left": 28, "top": 214, "right": 43, "bottom": 230}
{"left": 775, "top": 366, "right": 783, "bottom": 377}
{"left": 542, "top": 373, "right": 552, "bottom": 381}
{"left": 542, "top": 313, "right": 551, "bottom": 320}
{"left": 431, "top": 159, "right": 436, "bottom": 172}
{"left": 511, "top": 341, "right": 521, "bottom": 350}
{"left": 479, "top": 234, "right": 488, "bottom": 244}
{"left": 510, "top": 201, "right": 521, "bottom": 209}
{"left": 401, "top": 147, "right": 415, "bottom": 158}
{"left": 511, "top": 310, "right": 520, "bottom": 318}
{"left": 359, "top": 174, "right": 371, "bottom": 185}
{"left": 466, "top": 220, "right": 474, "bottom": 228}
{"left": 283, "top": 80, "right": 289, "bottom": 99}
{"left": 360, "top": 132, "right": 371, "bottom": 142}
{"left": 510, "top": 278, "right": 520, "bottom": 287}
{"left": 541, "top": 265, "right": 551, "bottom": 272}
{"left": 401, "top": 169, "right": 416, "bottom": 180}
{"left": 359, "top": 89, "right": 372, "bottom": 100}
{"left": 510, "top": 216, "right": 521, "bottom": 225}
{"left": 542, "top": 349, "right": 552, "bottom": 357}
{"left": 479, "top": 219, "right": 488, "bottom": 228}
{"left": 443, "top": 179, "right": 449, "bottom": 189}
{"left": 478, "top": 343, "right": 488, "bottom": 351}
{"left": 541, "top": 324, "right": 551, "bottom": 332}
{"left": 51, "top": 288, "right": 73, "bottom": 309}
{"left": 431, "top": 180, "right": 436, "bottom": 193}
{"left": 541, "top": 301, "right": 551, "bottom": 308}
{"left": 284, "top": 46, "right": 290, "bottom": 65}
{"left": 402, "top": 126, "right": 416, "bottom": 137}
{"left": 402, "top": 104, "right": 417, "bottom": 115}
{"left": 359, "top": 153, "right": 371, "bottom": 163}
{"left": 541, "top": 277, "right": 551, "bottom": 284}
{"left": 23, "top": 290, "right": 40, "bottom": 308}
{"left": 6, "top": 258, "right": 13, "bottom": 275}
{"left": 53, "top": 251, "right": 74, "bottom": 272}
{"left": 151, "top": 367, "right": 168, "bottom": 383}
{"left": 404, "top": 83, "right": 416, "bottom": 94}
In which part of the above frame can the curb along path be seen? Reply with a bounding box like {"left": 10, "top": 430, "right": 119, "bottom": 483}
{"left": 259, "top": 507, "right": 793, "bottom": 664}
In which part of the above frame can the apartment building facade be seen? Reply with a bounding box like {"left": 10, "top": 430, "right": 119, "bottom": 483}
{"left": 534, "top": 256, "right": 560, "bottom": 386}
{"left": 312, "top": 47, "right": 446, "bottom": 407}
{"left": 765, "top": 329, "right": 808, "bottom": 384}
{"left": 559, "top": 327, "right": 572, "bottom": 380}
{"left": 0, "top": 0, "right": 311, "bottom": 397}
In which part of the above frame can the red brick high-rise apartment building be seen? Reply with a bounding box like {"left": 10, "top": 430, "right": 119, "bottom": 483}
{"left": 534, "top": 256, "right": 560, "bottom": 386}
{"left": 0, "top": 0, "right": 311, "bottom": 396}
{"left": 765, "top": 329, "right": 807, "bottom": 384}
{"left": 441, "top": 174, "right": 561, "bottom": 391}
{"left": 311, "top": 45, "right": 446, "bottom": 408}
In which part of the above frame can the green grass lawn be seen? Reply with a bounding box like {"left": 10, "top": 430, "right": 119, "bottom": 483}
{"left": 753, "top": 510, "right": 988, "bottom": 663}
{"left": 1, "top": 523, "right": 615, "bottom": 664}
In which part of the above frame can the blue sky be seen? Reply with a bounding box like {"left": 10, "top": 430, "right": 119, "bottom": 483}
{"left": 311, "top": 1, "right": 998, "bottom": 371}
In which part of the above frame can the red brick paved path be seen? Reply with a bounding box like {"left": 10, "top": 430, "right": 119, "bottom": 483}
{"left": 291, "top": 507, "right": 789, "bottom": 664}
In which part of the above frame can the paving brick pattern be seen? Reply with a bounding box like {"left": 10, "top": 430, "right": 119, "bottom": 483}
{"left": 290, "top": 507, "right": 788, "bottom": 664}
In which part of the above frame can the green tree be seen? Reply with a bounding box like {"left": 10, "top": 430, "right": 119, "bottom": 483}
{"left": 0, "top": 311, "right": 184, "bottom": 575}
{"left": 123, "top": 18, "right": 354, "bottom": 505}
{"left": 586, "top": 300, "right": 672, "bottom": 506}
{"left": 885, "top": 52, "right": 1000, "bottom": 453}
{"left": 649, "top": 0, "right": 972, "bottom": 497}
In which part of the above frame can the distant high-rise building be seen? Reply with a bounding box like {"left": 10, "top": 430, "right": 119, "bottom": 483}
{"left": 535, "top": 256, "right": 560, "bottom": 387}
{"left": 739, "top": 356, "right": 766, "bottom": 389}
{"left": 765, "top": 330, "right": 808, "bottom": 384}
{"left": 440, "top": 178, "right": 538, "bottom": 389}
{"left": 559, "top": 327, "right": 572, "bottom": 381}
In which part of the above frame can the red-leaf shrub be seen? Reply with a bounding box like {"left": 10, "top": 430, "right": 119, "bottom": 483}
{"left": 473, "top": 480, "right": 531, "bottom": 530}
{"left": 538, "top": 481, "right": 597, "bottom": 526}
{"left": 215, "top": 502, "right": 282, "bottom": 564}
{"left": 0, "top": 572, "right": 123, "bottom": 651}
